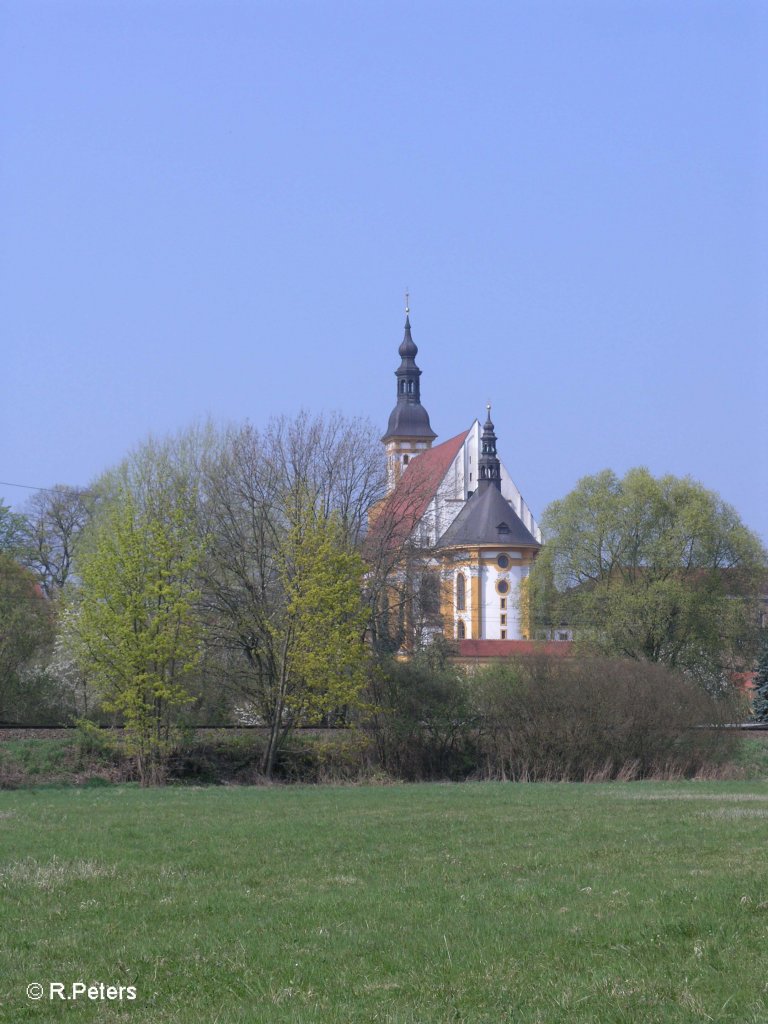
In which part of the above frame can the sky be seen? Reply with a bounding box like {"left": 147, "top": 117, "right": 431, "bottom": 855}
{"left": 2, "top": 0, "right": 766, "bottom": 542}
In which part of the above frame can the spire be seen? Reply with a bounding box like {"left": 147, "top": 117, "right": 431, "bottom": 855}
{"left": 381, "top": 302, "right": 437, "bottom": 443}
{"left": 398, "top": 313, "right": 418, "bottom": 362}
{"left": 477, "top": 402, "right": 501, "bottom": 490}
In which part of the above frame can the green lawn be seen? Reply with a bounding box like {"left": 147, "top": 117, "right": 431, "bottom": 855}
{"left": 1, "top": 782, "right": 768, "bottom": 1023}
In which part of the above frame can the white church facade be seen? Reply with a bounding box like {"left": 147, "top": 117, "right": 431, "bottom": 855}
{"left": 375, "top": 310, "right": 543, "bottom": 648}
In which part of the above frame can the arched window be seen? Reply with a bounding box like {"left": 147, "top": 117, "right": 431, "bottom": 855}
{"left": 419, "top": 572, "right": 440, "bottom": 616}
{"left": 400, "top": 380, "right": 406, "bottom": 394}
{"left": 456, "top": 572, "right": 466, "bottom": 611}
{"left": 407, "top": 380, "right": 415, "bottom": 394}
{"left": 457, "top": 620, "right": 466, "bottom": 639}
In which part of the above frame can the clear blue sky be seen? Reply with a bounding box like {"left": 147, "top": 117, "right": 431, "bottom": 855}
{"left": 2, "top": 0, "right": 766, "bottom": 541}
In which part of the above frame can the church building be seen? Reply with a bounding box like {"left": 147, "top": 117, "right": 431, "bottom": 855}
{"left": 375, "top": 309, "right": 543, "bottom": 650}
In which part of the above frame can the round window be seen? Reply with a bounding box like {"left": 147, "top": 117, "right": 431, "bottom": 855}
{"left": 497, "top": 579, "right": 509, "bottom": 595}
{"left": 497, "top": 554, "right": 509, "bottom": 569}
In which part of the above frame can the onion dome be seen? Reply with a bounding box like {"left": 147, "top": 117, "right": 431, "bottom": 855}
{"left": 381, "top": 311, "right": 437, "bottom": 443}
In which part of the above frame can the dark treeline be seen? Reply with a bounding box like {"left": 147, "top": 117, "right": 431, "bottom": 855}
{"left": 0, "top": 650, "right": 744, "bottom": 787}
{"left": 365, "top": 645, "right": 742, "bottom": 783}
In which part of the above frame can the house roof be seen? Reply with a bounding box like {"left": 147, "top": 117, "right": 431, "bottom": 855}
{"left": 367, "top": 429, "right": 469, "bottom": 550}
{"left": 457, "top": 639, "right": 574, "bottom": 658}
{"left": 436, "top": 481, "right": 540, "bottom": 550}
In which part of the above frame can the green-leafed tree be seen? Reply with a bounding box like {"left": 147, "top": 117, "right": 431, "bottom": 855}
{"left": 198, "top": 417, "right": 381, "bottom": 776}
{"left": 0, "top": 500, "right": 29, "bottom": 555}
{"left": 751, "top": 634, "right": 768, "bottom": 722}
{"left": 72, "top": 485, "right": 202, "bottom": 784}
{"left": 528, "top": 468, "right": 766, "bottom": 691}
{"left": 0, "top": 553, "right": 55, "bottom": 723}
{"left": 261, "top": 512, "right": 370, "bottom": 774}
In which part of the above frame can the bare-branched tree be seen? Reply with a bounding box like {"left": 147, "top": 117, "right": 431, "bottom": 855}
{"left": 23, "top": 486, "right": 93, "bottom": 597}
{"left": 198, "top": 413, "right": 385, "bottom": 776}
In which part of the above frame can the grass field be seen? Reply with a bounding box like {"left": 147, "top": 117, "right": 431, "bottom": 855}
{"left": 2, "top": 781, "right": 768, "bottom": 1023}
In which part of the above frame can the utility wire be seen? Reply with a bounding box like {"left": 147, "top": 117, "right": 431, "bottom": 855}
{"left": 0, "top": 480, "right": 49, "bottom": 492}
{"left": 0, "top": 480, "right": 86, "bottom": 495}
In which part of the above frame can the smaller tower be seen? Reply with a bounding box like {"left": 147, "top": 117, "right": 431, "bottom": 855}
{"left": 477, "top": 404, "right": 501, "bottom": 490}
{"left": 437, "top": 407, "right": 540, "bottom": 642}
{"left": 381, "top": 303, "right": 437, "bottom": 492}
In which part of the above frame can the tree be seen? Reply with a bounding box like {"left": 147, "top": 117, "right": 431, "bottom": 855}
{"left": 366, "top": 639, "right": 474, "bottom": 780}
{"left": 262, "top": 411, "right": 387, "bottom": 545}
{"left": 362, "top": 445, "right": 447, "bottom": 655}
{"left": 56, "top": 414, "right": 381, "bottom": 777}
{"left": 22, "top": 485, "right": 92, "bottom": 597}
{"left": 262, "top": 512, "right": 370, "bottom": 773}
{"left": 528, "top": 468, "right": 766, "bottom": 690}
{"left": 0, "top": 553, "right": 55, "bottom": 723}
{"left": 2, "top": 492, "right": 94, "bottom": 724}
{"left": 72, "top": 484, "right": 202, "bottom": 784}
{"left": 751, "top": 634, "right": 768, "bottom": 722}
{"left": 198, "top": 416, "right": 380, "bottom": 776}
{"left": 48, "top": 615, "right": 93, "bottom": 720}
{"left": 0, "top": 501, "right": 28, "bottom": 554}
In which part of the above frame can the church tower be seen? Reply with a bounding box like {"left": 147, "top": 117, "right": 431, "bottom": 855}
{"left": 381, "top": 303, "right": 437, "bottom": 492}
{"left": 477, "top": 405, "right": 502, "bottom": 490}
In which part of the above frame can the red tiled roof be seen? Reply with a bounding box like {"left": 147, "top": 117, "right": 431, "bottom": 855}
{"left": 395, "top": 429, "right": 469, "bottom": 522}
{"left": 457, "top": 640, "right": 575, "bottom": 658}
{"left": 731, "top": 671, "right": 756, "bottom": 692}
{"left": 368, "top": 430, "right": 469, "bottom": 550}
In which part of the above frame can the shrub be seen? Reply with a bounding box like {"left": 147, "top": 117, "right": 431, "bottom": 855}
{"left": 74, "top": 720, "right": 123, "bottom": 766}
{"left": 163, "top": 729, "right": 374, "bottom": 784}
{"left": 473, "top": 655, "right": 741, "bottom": 781}
{"left": 165, "top": 730, "right": 263, "bottom": 784}
{"left": 276, "top": 732, "right": 374, "bottom": 783}
{"left": 366, "top": 647, "right": 477, "bottom": 780}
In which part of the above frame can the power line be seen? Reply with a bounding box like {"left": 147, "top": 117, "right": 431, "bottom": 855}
{"left": 0, "top": 480, "right": 85, "bottom": 495}
{"left": 0, "top": 480, "right": 46, "bottom": 492}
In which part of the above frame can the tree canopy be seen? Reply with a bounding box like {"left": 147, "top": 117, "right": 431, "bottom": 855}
{"left": 0, "top": 553, "right": 54, "bottom": 723}
{"left": 22, "top": 485, "right": 92, "bottom": 597}
{"left": 0, "top": 501, "right": 28, "bottom": 555}
{"left": 197, "top": 416, "right": 381, "bottom": 775}
{"left": 528, "top": 467, "right": 766, "bottom": 689}
{"left": 71, "top": 482, "right": 202, "bottom": 784}
{"left": 50, "top": 415, "right": 383, "bottom": 779}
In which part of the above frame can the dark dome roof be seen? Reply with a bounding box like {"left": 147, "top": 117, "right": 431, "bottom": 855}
{"left": 437, "top": 484, "right": 540, "bottom": 549}
{"left": 381, "top": 312, "right": 437, "bottom": 443}
{"left": 398, "top": 315, "right": 418, "bottom": 360}
{"left": 382, "top": 401, "right": 437, "bottom": 442}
